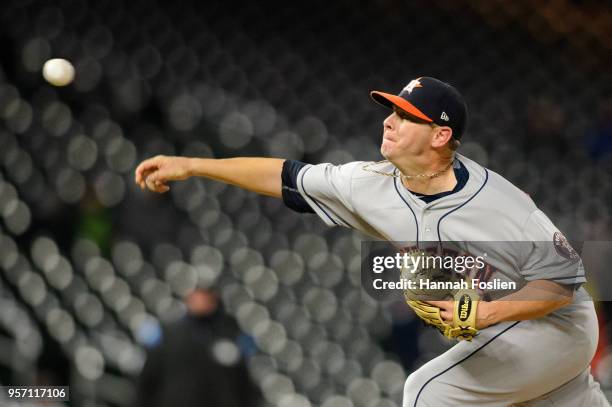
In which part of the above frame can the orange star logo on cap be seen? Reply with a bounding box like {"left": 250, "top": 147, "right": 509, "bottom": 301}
{"left": 402, "top": 78, "right": 423, "bottom": 94}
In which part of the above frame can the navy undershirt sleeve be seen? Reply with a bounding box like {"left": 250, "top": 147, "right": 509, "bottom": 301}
{"left": 281, "top": 160, "right": 315, "bottom": 213}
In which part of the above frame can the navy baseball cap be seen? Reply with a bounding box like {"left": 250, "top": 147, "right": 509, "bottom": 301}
{"left": 370, "top": 77, "right": 468, "bottom": 140}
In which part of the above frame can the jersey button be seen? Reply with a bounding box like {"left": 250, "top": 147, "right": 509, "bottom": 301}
{"left": 425, "top": 228, "right": 431, "bottom": 233}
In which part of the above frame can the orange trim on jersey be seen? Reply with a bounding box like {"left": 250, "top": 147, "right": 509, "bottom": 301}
{"left": 370, "top": 91, "right": 433, "bottom": 123}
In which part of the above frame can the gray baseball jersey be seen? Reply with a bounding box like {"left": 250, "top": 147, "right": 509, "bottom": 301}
{"left": 281, "top": 153, "right": 610, "bottom": 406}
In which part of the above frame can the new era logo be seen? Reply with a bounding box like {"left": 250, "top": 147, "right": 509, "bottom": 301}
{"left": 440, "top": 111, "right": 449, "bottom": 121}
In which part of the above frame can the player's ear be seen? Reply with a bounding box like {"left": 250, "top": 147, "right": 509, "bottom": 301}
{"left": 431, "top": 126, "right": 453, "bottom": 149}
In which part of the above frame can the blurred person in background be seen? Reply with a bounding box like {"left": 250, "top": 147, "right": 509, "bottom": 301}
{"left": 133, "top": 287, "right": 261, "bottom": 407}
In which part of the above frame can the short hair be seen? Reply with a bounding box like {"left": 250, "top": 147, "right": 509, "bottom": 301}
{"left": 449, "top": 138, "right": 461, "bottom": 152}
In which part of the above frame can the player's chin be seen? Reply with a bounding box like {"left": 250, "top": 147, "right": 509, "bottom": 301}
{"left": 380, "top": 141, "right": 397, "bottom": 160}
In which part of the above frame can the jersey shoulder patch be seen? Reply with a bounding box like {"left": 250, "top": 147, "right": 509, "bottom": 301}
{"left": 553, "top": 231, "right": 579, "bottom": 260}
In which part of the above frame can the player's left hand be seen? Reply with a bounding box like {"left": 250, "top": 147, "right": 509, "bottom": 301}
{"left": 424, "top": 299, "right": 494, "bottom": 330}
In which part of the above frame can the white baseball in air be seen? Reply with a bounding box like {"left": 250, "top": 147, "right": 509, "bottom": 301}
{"left": 42, "top": 58, "right": 75, "bottom": 87}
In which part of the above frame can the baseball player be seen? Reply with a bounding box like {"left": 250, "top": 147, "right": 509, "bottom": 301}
{"left": 134, "top": 77, "right": 610, "bottom": 406}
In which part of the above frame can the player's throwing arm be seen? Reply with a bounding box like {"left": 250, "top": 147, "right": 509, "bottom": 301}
{"left": 134, "top": 156, "right": 284, "bottom": 197}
